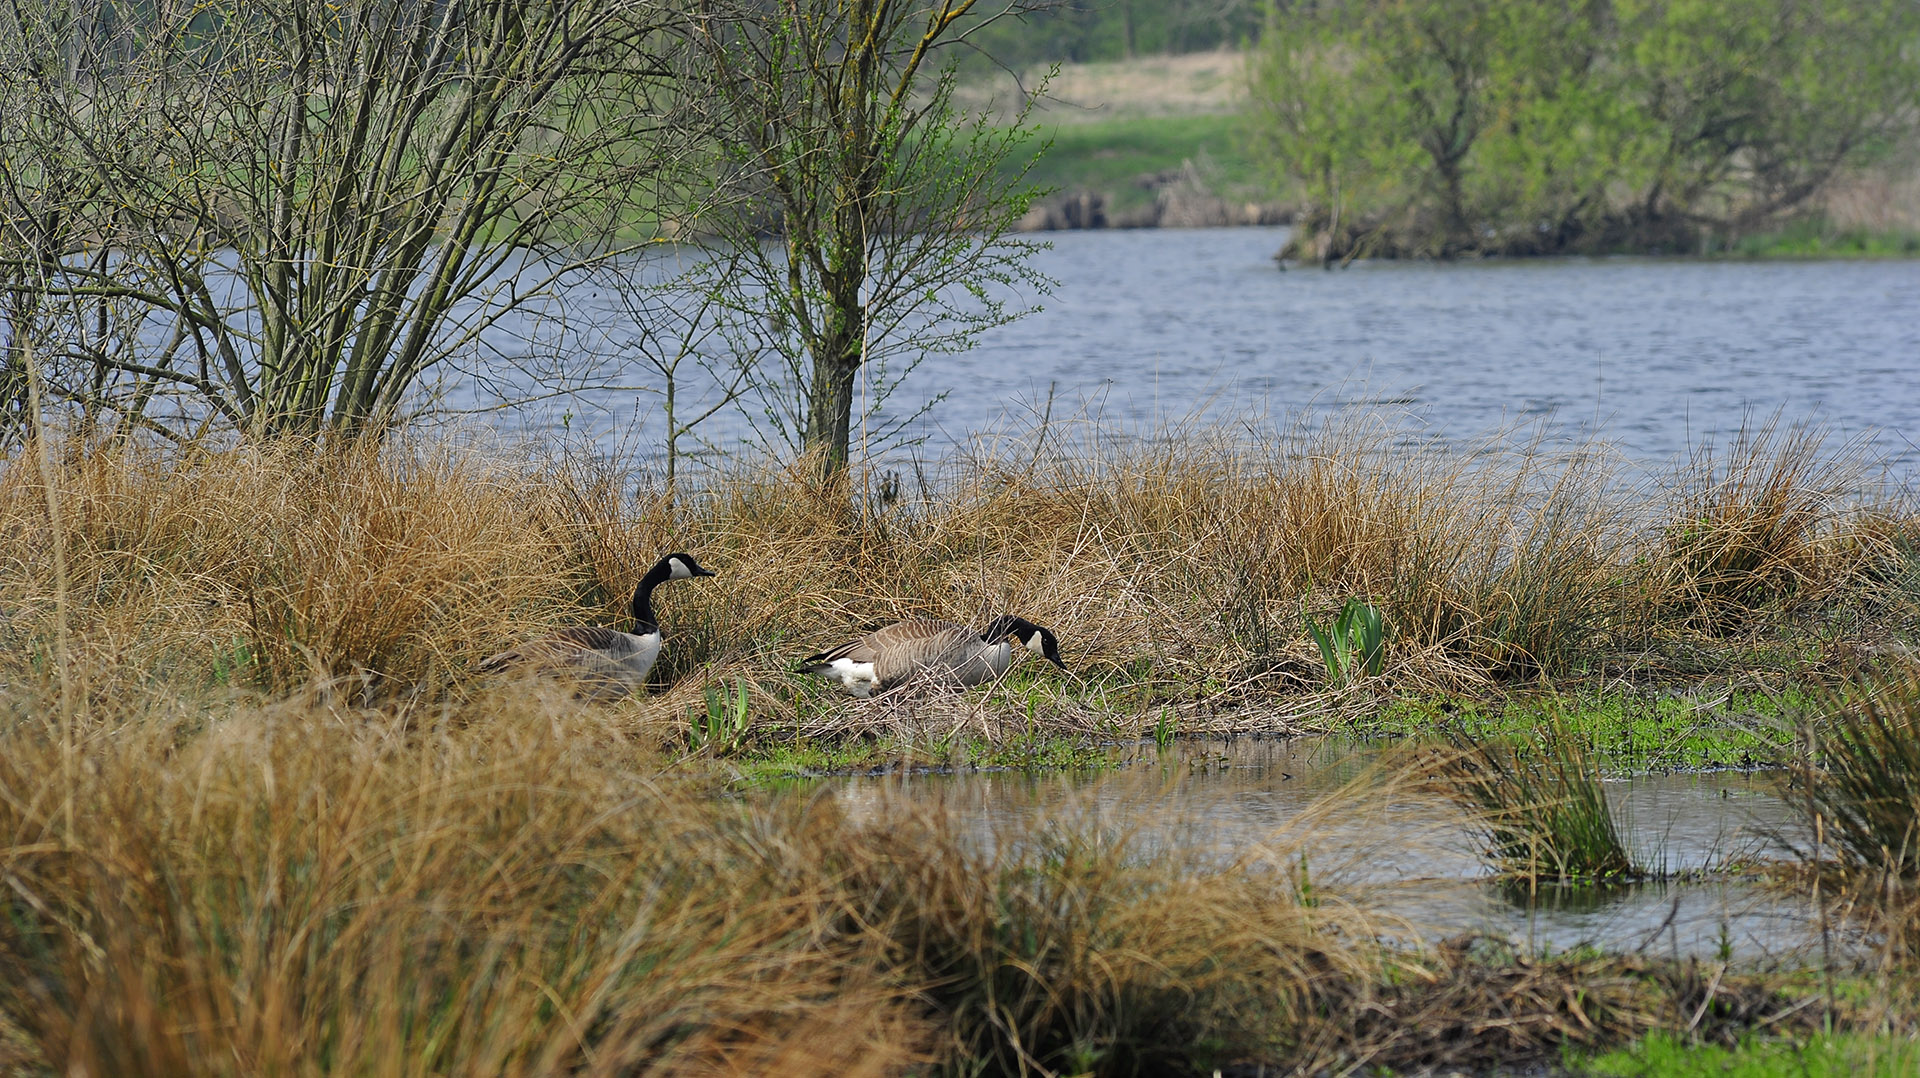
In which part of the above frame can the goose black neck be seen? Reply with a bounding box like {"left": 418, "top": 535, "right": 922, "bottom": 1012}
{"left": 981, "top": 615, "right": 1033, "bottom": 642}
{"left": 629, "top": 562, "right": 673, "bottom": 635}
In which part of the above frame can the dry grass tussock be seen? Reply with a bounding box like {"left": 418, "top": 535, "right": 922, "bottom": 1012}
{"left": 0, "top": 688, "right": 927, "bottom": 1076}
{"left": 1660, "top": 415, "right": 1888, "bottom": 632}
{"left": 0, "top": 413, "right": 1911, "bottom": 735}
{"left": 0, "top": 681, "right": 1425, "bottom": 1076}
{"left": 1787, "top": 668, "right": 1920, "bottom": 980}
{"left": 0, "top": 437, "right": 670, "bottom": 696}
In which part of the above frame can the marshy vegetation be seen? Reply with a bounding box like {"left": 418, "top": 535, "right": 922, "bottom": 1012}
{"left": 5, "top": 411, "right": 1909, "bottom": 723}
{"left": 2, "top": 413, "right": 1918, "bottom": 1072}
{"left": 1433, "top": 725, "right": 1641, "bottom": 886}
{"left": 0, "top": 679, "right": 1859, "bottom": 1077}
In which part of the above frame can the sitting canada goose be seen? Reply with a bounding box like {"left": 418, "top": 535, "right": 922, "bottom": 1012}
{"left": 477, "top": 552, "right": 715, "bottom": 700}
{"left": 799, "top": 615, "right": 1066, "bottom": 697}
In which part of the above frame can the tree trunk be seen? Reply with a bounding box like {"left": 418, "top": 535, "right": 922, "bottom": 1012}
{"left": 804, "top": 338, "right": 861, "bottom": 484}
{"left": 802, "top": 216, "right": 868, "bottom": 482}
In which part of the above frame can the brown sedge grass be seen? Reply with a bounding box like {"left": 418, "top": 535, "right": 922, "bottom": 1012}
{"left": 0, "top": 682, "right": 928, "bottom": 1077}
{"left": 0, "top": 410, "right": 1908, "bottom": 736}
{"left": 0, "top": 677, "right": 1419, "bottom": 1077}
{"left": 1657, "top": 410, "right": 1885, "bottom": 633}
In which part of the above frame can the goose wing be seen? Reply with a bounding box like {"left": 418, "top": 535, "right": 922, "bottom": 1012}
{"left": 477, "top": 626, "right": 648, "bottom": 673}
{"left": 869, "top": 619, "right": 985, "bottom": 686}
{"left": 801, "top": 618, "right": 978, "bottom": 685}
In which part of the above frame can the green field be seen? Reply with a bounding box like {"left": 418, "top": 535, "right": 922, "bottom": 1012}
{"left": 1583, "top": 1032, "right": 1920, "bottom": 1077}
{"left": 1001, "top": 112, "right": 1278, "bottom": 218}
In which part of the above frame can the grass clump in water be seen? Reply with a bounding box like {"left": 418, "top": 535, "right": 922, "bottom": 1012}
{"left": 841, "top": 802, "right": 1383, "bottom": 1075}
{"left": 1802, "top": 675, "right": 1920, "bottom": 878}
{"left": 1434, "top": 723, "right": 1641, "bottom": 885}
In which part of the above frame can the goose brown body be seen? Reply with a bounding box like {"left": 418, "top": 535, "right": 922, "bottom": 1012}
{"left": 476, "top": 626, "right": 666, "bottom": 703}
{"left": 800, "top": 615, "right": 1065, "bottom": 697}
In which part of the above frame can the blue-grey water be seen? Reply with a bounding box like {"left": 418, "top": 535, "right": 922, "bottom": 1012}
{"left": 468, "top": 227, "right": 1920, "bottom": 482}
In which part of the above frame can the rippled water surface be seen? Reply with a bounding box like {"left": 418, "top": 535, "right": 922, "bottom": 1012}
{"left": 832, "top": 737, "right": 1821, "bottom": 962}
{"left": 932, "top": 229, "right": 1920, "bottom": 470}
{"left": 481, "top": 228, "right": 1920, "bottom": 477}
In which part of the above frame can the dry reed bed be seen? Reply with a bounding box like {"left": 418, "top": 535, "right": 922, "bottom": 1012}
{"left": 0, "top": 685, "right": 1840, "bottom": 1076}
{"left": 0, "top": 414, "right": 1911, "bottom": 733}
{"left": 0, "top": 683, "right": 1384, "bottom": 1076}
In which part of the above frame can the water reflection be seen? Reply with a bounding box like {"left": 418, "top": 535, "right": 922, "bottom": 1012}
{"left": 830, "top": 736, "right": 1824, "bottom": 962}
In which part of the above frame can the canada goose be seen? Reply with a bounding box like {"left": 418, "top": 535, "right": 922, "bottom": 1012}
{"left": 477, "top": 552, "right": 715, "bottom": 700}
{"left": 799, "top": 615, "right": 1065, "bottom": 697}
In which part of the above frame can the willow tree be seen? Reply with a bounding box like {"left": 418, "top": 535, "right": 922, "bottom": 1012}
{"left": 1, "top": 0, "right": 697, "bottom": 441}
{"left": 687, "top": 0, "right": 1050, "bottom": 482}
{"left": 1251, "top": 0, "right": 1920, "bottom": 260}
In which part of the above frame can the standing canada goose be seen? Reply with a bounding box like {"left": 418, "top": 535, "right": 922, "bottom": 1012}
{"left": 799, "top": 615, "right": 1065, "bottom": 697}
{"left": 477, "top": 552, "right": 715, "bottom": 700}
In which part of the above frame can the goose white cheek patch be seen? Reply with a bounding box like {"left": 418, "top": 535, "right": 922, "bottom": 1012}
{"left": 1027, "top": 635, "right": 1048, "bottom": 656}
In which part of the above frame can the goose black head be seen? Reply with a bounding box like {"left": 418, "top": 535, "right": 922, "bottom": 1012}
{"left": 629, "top": 552, "right": 718, "bottom": 632}
{"left": 658, "top": 552, "right": 716, "bottom": 581}
{"left": 986, "top": 615, "right": 1067, "bottom": 671}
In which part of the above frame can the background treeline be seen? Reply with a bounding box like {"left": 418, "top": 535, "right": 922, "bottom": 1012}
{"left": 1251, "top": 0, "right": 1920, "bottom": 261}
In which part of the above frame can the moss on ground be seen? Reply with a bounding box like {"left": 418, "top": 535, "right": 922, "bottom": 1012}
{"left": 1355, "top": 688, "right": 1811, "bottom": 772}
{"left": 1580, "top": 1031, "right": 1920, "bottom": 1077}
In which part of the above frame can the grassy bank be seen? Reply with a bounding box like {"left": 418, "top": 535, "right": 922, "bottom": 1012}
{"left": 977, "top": 52, "right": 1920, "bottom": 255}
{"left": 1367, "top": 689, "right": 1805, "bottom": 771}
{"left": 2, "top": 414, "right": 1915, "bottom": 739}
{"left": 1585, "top": 1032, "right": 1920, "bottom": 1076}
{"left": 1726, "top": 216, "right": 1920, "bottom": 259}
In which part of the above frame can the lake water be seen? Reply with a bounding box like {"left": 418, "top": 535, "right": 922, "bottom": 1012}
{"left": 475, "top": 227, "right": 1920, "bottom": 483}
{"left": 831, "top": 737, "right": 1828, "bottom": 963}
